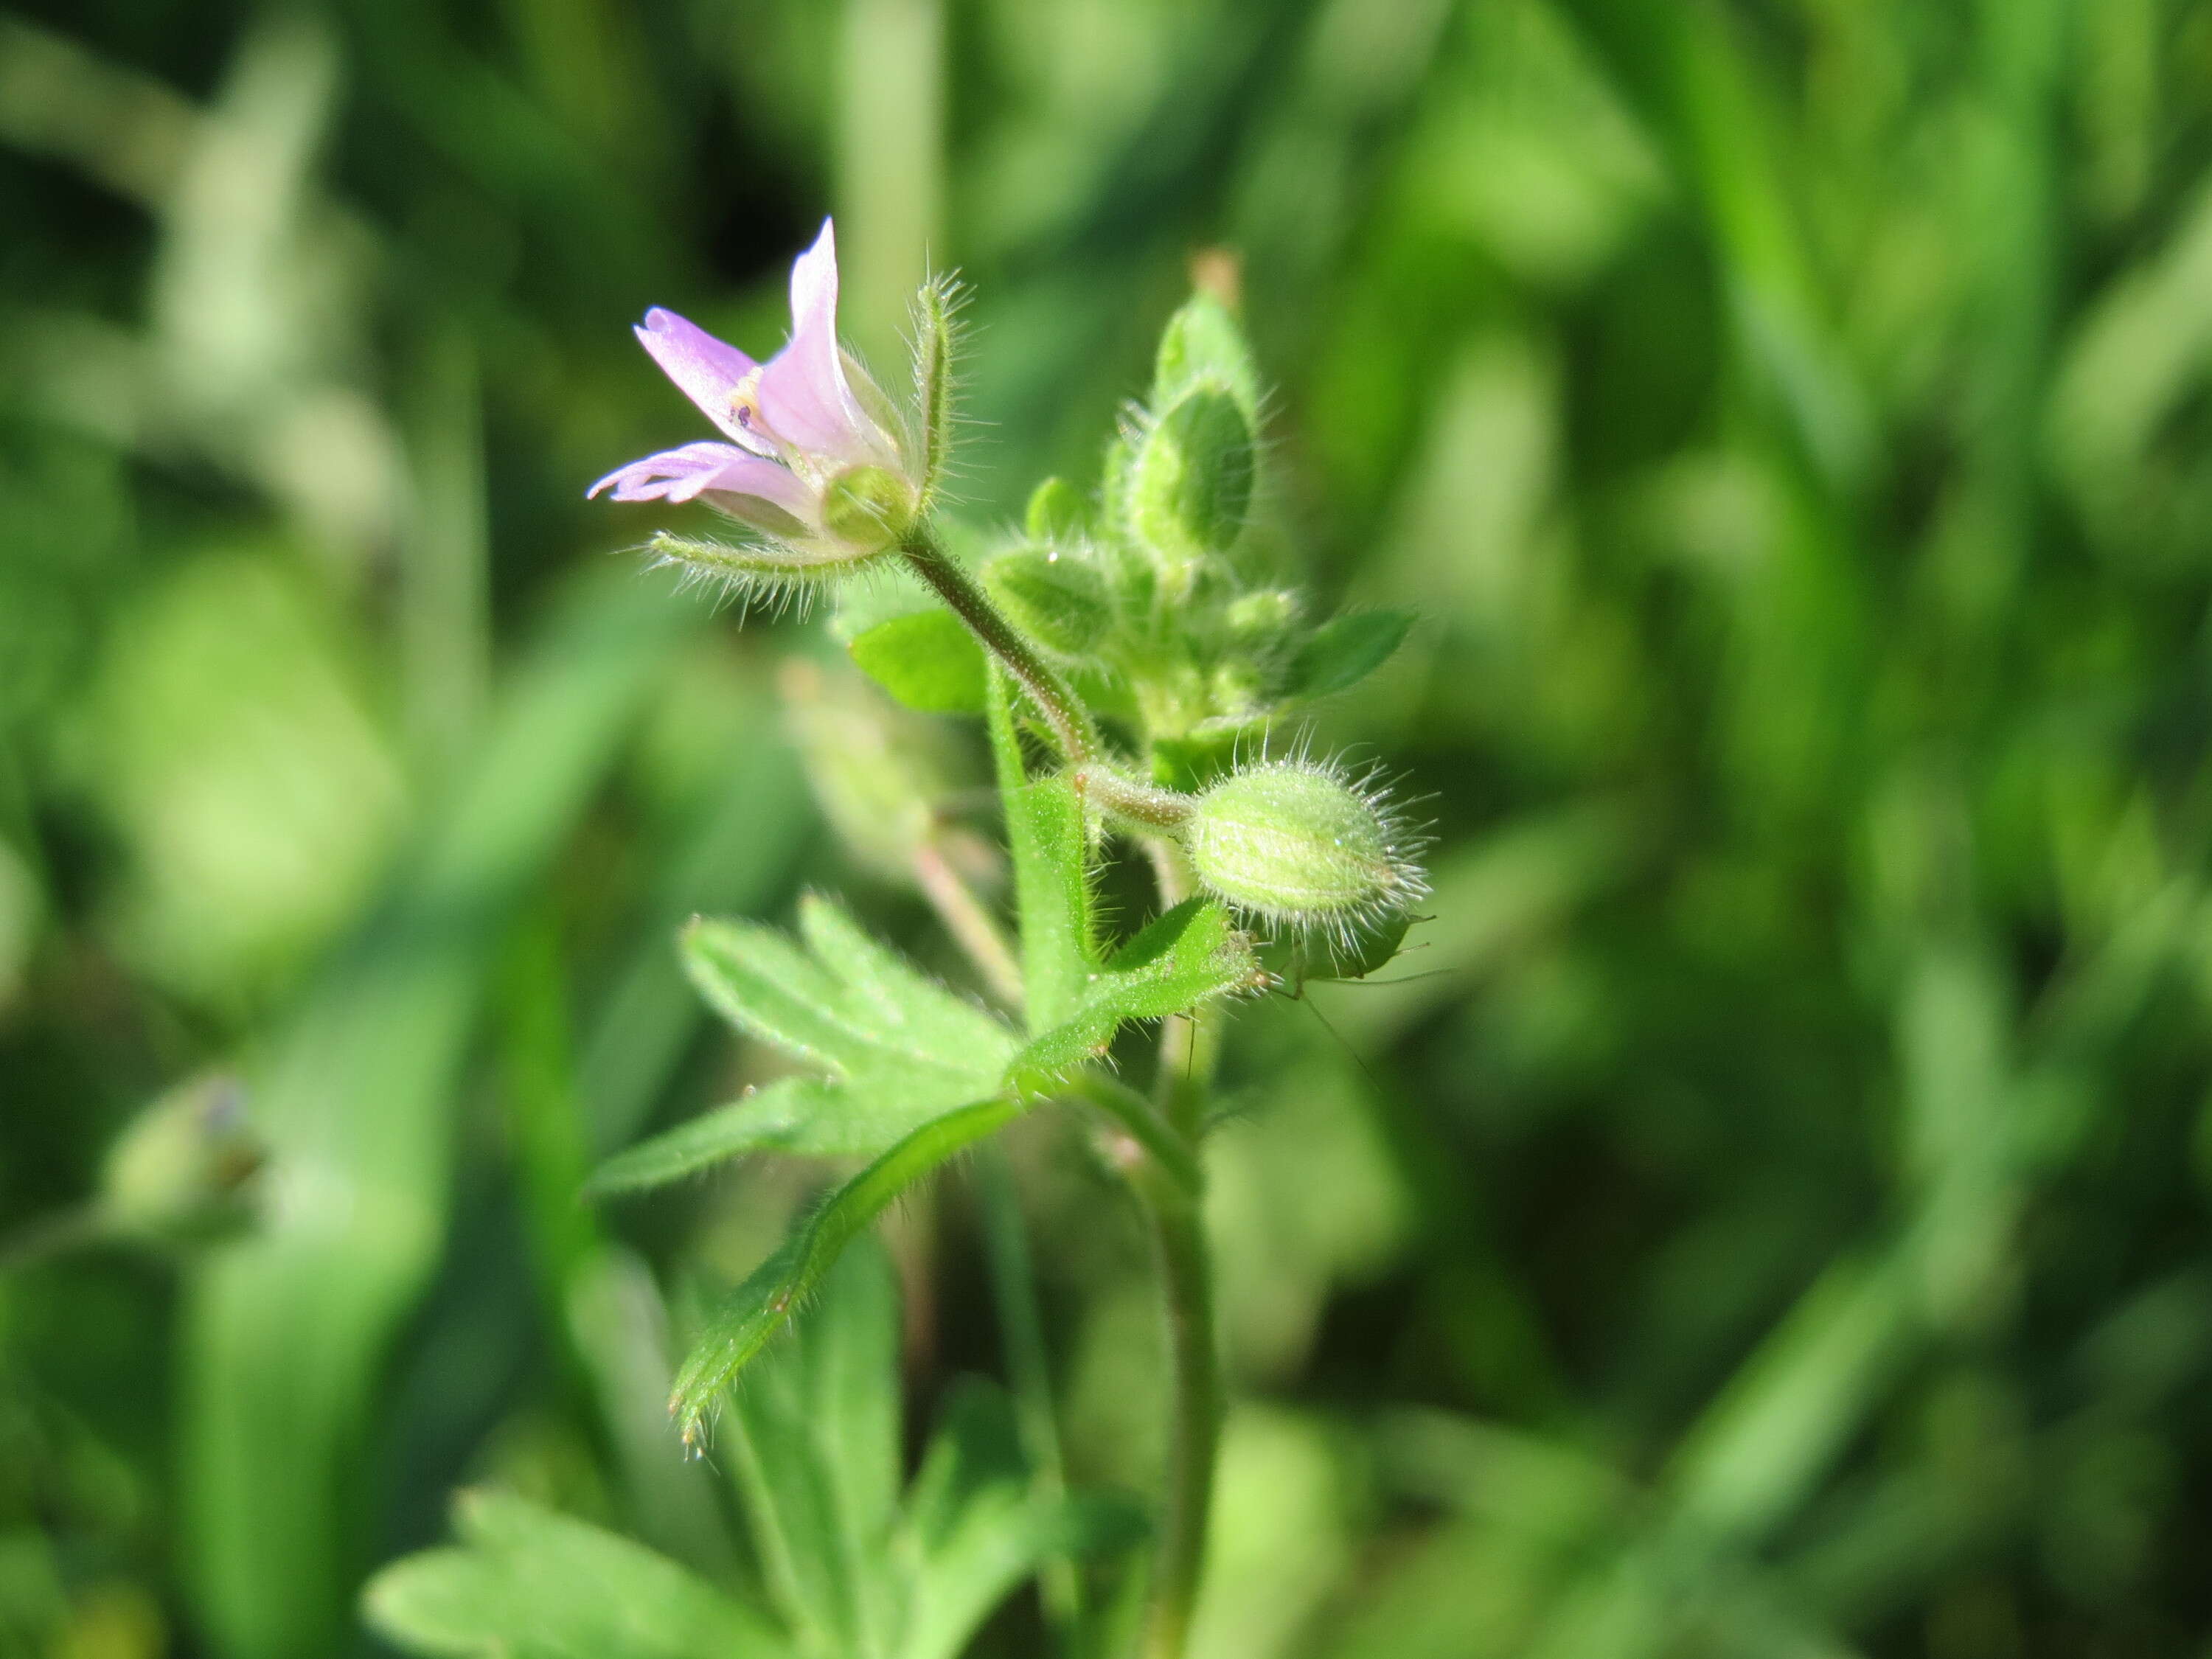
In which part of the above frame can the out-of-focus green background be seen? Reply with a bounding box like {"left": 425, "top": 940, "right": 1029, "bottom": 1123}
{"left": 5, "top": 1, "right": 2212, "bottom": 1655}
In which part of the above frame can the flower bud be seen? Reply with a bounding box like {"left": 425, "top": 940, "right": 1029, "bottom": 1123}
{"left": 1225, "top": 588, "right": 1300, "bottom": 645}
{"left": 821, "top": 465, "right": 917, "bottom": 551}
{"left": 1178, "top": 759, "right": 1424, "bottom": 937}
{"left": 1153, "top": 293, "right": 1261, "bottom": 420}
{"left": 98, "top": 1074, "right": 265, "bottom": 1245}
{"left": 984, "top": 547, "right": 1111, "bottom": 656}
{"left": 1127, "top": 386, "right": 1255, "bottom": 568}
{"left": 1025, "top": 476, "right": 1087, "bottom": 542}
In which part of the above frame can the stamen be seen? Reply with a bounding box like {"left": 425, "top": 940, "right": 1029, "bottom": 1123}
{"left": 728, "top": 368, "right": 779, "bottom": 456}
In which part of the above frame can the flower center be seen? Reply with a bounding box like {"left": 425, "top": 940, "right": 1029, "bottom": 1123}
{"left": 728, "top": 369, "right": 785, "bottom": 459}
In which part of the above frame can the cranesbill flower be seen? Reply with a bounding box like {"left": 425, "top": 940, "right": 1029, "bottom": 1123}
{"left": 589, "top": 220, "right": 920, "bottom": 562}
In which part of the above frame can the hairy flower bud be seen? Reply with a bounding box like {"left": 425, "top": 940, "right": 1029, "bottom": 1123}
{"left": 99, "top": 1074, "right": 265, "bottom": 1245}
{"left": 1178, "top": 758, "right": 1425, "bottom": 939}
{"left": 1127, "top": 386, "right": 1255, "bottom": 570}
{"left": 984, "top": 546, "right": 1111, "bottom": 656}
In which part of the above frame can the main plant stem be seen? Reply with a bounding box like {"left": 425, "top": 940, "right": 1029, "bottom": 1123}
{"left": 902, "top": 520, "right": 1222, "bottom": 1657}
{"left": 1137, "top": 836, "right": 1221, "bottom": 1659}
{"left": 1136, "top": 1160, "right": 1219, "bottom": 1659}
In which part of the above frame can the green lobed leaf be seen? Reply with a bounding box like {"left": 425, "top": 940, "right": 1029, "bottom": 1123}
{"left": 1281, "top": 610, "right": 1413, "bottom": 702}
{"left": 847, "top": 611, "right": 987, "bottom": 714}
{"left": 680, "top": 897, "right": 1014, "bottom": 1121}
{"left": 585, "top": 1077, "right": 914, "bottom": 1198}
{"left": 1010, "top": 899, "right": 1260, "bottom": 1083}
{"left": 669, "top": 1097, "right": 1023, "bottom": 1444}
{"left": 362, "top": 1489, "right": 787, "bottom": 1659}
{"left": 599, "top": 900, "right": 1020, "bottom": 1197}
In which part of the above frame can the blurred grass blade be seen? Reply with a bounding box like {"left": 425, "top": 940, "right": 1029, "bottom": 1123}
{"left": 184, "top": 568, "right": 698, "bottom": 1659}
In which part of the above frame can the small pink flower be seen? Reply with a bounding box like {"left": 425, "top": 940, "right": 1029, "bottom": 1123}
{"left": 590, "top": 220, "right": 914, "bottom": 551}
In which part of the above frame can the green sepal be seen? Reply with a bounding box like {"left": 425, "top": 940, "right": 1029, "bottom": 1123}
{"left": 1258, "top": 906, "right": 1416, "bottom": 986}
{"left": 361, "top": 1489, "right": 787, "bottom": 1659}
{"left": 847, "top": 610, "right": 988, "bottom": 714}
{"left": 913, "top": 272, "right": 961, "bottom": 506}
{"left": 1281, "top": 609, "right": 1413, "bottom": 702}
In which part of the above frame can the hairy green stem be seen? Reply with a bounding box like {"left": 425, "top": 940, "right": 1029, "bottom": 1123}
{"left": 903, "top": 521, "right": 1221, "bottom": 1655}
{"left": 1129, "top": 820, "right": 1222, "bottom": 1659}
{"left": 898, "top": 527, "right": 1193, "bottom": 830}
{"left": 1134, "top": 1159, "right": 1219, "bottom": 1659}
{"left": 900, "top": 527, "right": 1099, "bottom": 760}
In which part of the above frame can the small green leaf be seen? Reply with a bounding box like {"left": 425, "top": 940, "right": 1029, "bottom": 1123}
{"left": 848, "top": 611, "right": 987, "bottom": 714}
{"left": 1152, "top": 292, "right": 1261, "bottom": 421}
{"left": 671, "top": 1097, "right": 1023, "bottom": 1444}
{"left": 1023, "top": 476, "right": 1087, "bottom": 542}
{"left": 1281, "top": 610, "right": 1413, "bottom": 701}
{"left": 1010, "top": 900, "right": 1259, "bottom": 1082}
{"left": 896, "top": 1382, "right": 1149, "bottom": 1659}
{"left": 362, "top": 1490, "right": 787, "bottom": 1659}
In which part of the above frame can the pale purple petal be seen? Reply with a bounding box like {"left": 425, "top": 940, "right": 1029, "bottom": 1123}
{"left": 633, "top": 310, "right": 765, "bottom": 449}
{"left": 755, "top": 220, "right": 883, "bottom": 465}
{"left": 588, "top": 441, "right": 815, "bottom": 520}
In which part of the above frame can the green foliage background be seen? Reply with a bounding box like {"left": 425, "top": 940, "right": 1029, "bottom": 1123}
{"left": 4, "top": 0, "right": 2212, "bottom": 1655}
